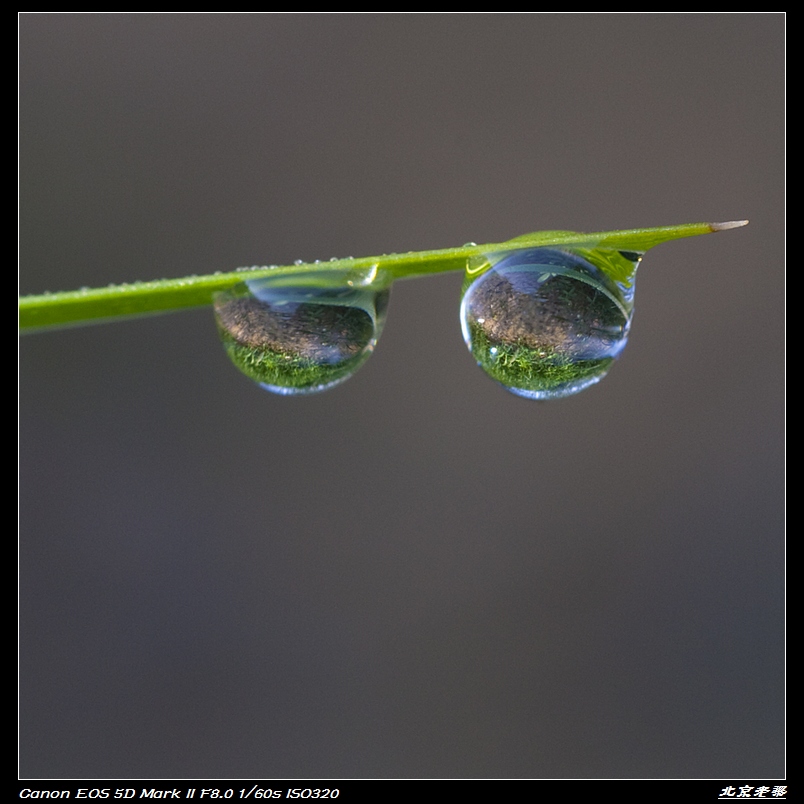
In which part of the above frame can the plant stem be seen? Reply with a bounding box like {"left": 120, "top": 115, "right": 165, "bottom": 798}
{"left": 19, "top": 222, "right": 745, "bottom": 332}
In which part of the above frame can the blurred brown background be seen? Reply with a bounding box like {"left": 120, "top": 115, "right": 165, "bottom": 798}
{"left": 20, "top": 14, "right": 784, "bottom": 778}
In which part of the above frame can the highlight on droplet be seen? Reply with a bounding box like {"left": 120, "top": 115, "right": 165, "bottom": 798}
{"left": 460, "top": 247, "right": 635, "bottom": 399}
{"left": 214, "top": 268, "right": 390, "bottom": 395}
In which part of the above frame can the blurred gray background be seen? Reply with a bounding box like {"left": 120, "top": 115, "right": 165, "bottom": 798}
{"left": 20, "top": 14, "right": 783, "bottom": 779}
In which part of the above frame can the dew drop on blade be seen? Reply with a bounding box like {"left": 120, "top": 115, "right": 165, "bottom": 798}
{"left": 214, "top": 269, "right": 390, "bottom": 395}
{"left": 460, "top": 248, "right": 634, "bottom": 399}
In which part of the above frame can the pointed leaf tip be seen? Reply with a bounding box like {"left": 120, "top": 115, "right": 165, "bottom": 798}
{"left": 710, "top": 220, "right": 749, "bottom": 231}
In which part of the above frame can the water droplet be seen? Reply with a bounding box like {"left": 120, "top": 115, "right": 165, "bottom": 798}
{"left": 214, "top": 268, "right": 390, "bottom": 396}
{"left": 293, "top": 259, "right": 304, "bottom": 266}
{"left": 463, "top": 241, "right": 478, "bottom": 248}
{"left": 460, "top": 247, "right": 634, "bottom": 399}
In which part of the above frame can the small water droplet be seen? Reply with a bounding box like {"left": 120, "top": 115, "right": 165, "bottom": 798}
{"left": 460, "top": 248, "right": 633, "bottom": 399}
{"left": 294, "top": 259, "right": 304, "bottom": 266}
{"left": 463, "top": 242, "right": 478, "bottom": 248}
{"left": 214, "top": 269, "right": 390, "bottom": 395}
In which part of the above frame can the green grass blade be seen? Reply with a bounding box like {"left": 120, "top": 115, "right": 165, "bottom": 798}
{"left": 19, "top": 221, "right": 746, "bottom": 332}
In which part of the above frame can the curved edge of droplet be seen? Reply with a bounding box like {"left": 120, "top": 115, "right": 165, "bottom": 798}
{"left": 458, "top": 289, "right": 473, "bottom": 349}
{"left": 504, "top": 372, "right": 608, "bottom": 400}
{"left": 259, "top": 375, "right": 354, "bottom": 396}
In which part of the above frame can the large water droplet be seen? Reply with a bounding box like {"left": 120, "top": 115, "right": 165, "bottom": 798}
{"left": 214, "top": 269, "right": 390, "bottom": 395}
{"left": 460, "top": 247, "right": 634, "bottom": 399}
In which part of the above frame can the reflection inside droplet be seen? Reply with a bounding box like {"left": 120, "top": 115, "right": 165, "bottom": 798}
{"left": 460, "top": 247, "right": 635, "bottom": 399}
{"left": 214, "top": 269, "right": 390, "bottom": 395}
